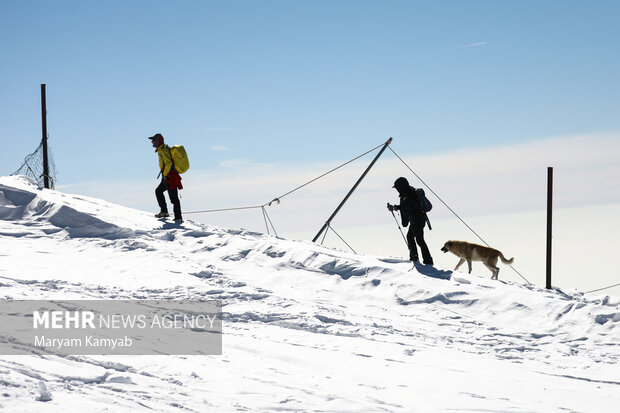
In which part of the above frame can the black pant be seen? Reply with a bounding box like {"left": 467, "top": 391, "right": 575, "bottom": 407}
{"left": 407, "top": 221, "right": 433, "bottom": 264}
{"left": 155, "top": 180, "right": 182, "bottom": 220}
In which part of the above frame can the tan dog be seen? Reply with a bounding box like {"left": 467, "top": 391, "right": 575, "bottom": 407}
{"left": 441, "top": 240, "right": 514, "bottom": 280}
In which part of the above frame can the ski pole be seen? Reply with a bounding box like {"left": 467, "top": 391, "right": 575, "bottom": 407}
{"left": 389, "top": 207, "right": 409, "bottom": 248}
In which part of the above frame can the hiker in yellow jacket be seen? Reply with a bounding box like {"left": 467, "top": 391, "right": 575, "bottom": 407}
{"left": 148, "top": 133, "right": 183, "bottom": 222}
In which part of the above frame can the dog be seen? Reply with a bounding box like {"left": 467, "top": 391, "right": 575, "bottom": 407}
{"left": 441, "top": 240, "right": 514, "bottom": 280}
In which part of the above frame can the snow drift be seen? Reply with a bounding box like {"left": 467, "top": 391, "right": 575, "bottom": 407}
{"left": 0, "top": 175, "right": 618, "bottom": 412}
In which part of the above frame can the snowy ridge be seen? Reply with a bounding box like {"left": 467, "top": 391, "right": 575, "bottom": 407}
{"left": 0, "top": 175, "right": 619, "bottom": 412}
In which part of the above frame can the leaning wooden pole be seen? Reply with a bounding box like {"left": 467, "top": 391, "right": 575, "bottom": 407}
{"left": 41, "top": 84, "right": 50, "bottom": 189}
{"left": 312, "top": 137, "right": 393, "bottom": 243}
{"left": 546, "top": 167, "right": 553, "bottom": 289}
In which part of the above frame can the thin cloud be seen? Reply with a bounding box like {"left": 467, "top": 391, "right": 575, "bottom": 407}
{"left": 210, "top": 145, "right": 233, "bottom": 151}
{"left": 463, "top": 41, "right": 487, "bottom": 48}
{"left": 218, "top": 158, "right": 249, "bottom": 168}
{"left": 217, "top": 158, "right": 274, "bottom": 169}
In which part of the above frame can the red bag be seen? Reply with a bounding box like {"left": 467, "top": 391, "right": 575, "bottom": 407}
{"left": 165, "top": 170, "right": 183, "bottom": 190}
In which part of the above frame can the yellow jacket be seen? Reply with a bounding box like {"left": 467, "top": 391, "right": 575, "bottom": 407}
{"left": 156, "top": 144, "right": 173, "bottom": 177}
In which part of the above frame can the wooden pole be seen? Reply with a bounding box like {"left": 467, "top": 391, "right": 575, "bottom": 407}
{"left": 41, "top": 84, "right": 50, "bottom": 189}
{"left": 312, "top": 137, "right": 393, "bottom": 243}
{"left": 546, "top": 167, "right": 553, "bottom": 289}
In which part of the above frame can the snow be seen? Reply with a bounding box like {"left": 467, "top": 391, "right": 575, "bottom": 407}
{"left": 0, "top": 175, "right": 618, "bottom": 412}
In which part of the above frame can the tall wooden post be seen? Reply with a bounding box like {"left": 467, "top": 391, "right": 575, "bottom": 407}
{"left": 546, "top": 167, "right": 553, "bottom": 289}
{"left": 41, "top": 84, "right": 50, "bottom": 189}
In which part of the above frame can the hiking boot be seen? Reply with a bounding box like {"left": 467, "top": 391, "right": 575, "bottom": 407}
{"left": 410, "top": 254, "right": 419, "bottom": 262}
{"left": 423, "top": 260, "right": 434, "bottom": 266}
{"left": 174, "top": 217, "right": 183, "bottom": 223}
{"left": 155, "top": 211, "right": 170, "bottom": 218}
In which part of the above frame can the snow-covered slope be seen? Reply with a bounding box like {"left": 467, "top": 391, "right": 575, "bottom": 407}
{"left": 0, "top": 175, "right": 618, "bottom": 412}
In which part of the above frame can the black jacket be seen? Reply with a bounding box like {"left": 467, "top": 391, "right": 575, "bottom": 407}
{"left": 397, "top": 186, "right": 426, "bottom": 228}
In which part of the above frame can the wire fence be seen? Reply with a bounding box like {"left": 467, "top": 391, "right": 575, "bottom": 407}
{"left": 11, "top": 141, "right": 56, "bottom": 189}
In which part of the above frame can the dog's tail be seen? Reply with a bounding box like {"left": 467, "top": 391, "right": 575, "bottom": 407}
{"left": 499, "top": 252, "right": 514, "bottom": 265}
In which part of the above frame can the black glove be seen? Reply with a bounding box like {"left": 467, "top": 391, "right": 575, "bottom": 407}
{"left": 387, "top": 203, "right": 394, "bottom": 212}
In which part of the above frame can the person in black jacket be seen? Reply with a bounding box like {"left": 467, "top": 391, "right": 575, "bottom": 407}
{"left": 387, "top": 177, "right": 434, "bottom": 265}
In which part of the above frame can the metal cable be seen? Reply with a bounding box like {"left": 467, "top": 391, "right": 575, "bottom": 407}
{"left": 185, "top": 141, "right": 385, "bottom": 216}
{"left": 326, "top": 224, "right": 357, "bottom": 254}
{"left": 185, "top": 205, "right": 263, "bottom": 214}
{"left": 586, "top": 283, "right": 620, "bottom": 294}
{"left": 264, "top": 142, "right": 385, "bottom": 206}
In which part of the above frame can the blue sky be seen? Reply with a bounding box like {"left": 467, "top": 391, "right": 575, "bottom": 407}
{"left": 2, "top": 0, "right": 619, "bottom": 184}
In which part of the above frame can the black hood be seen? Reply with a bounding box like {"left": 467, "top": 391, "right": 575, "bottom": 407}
{"left": 393, "top": 177, "right": 410, "bottom": 193}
